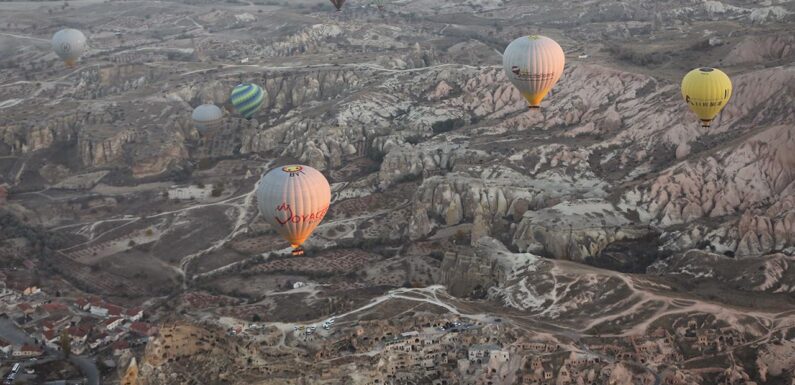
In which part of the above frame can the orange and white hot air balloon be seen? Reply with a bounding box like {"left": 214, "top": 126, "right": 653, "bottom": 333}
{"left": 256, "top": 165, "right": 331, "bottom": 255}
{"left": 502, "top": 35, "right": 565, "bottom": 109}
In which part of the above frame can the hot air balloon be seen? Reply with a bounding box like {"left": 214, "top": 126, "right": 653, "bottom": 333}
{"left": 502, "top": 35, "right": 565, "bottom": 109}
{"left": 52, "top": 28, "right": 87, "bottom": 68}
{"left": 372, "top": 0, "right": 385, "bottom": 10}
{"left": 330, "top": 0, "right": 345, "bottom": 12}
{"left": 191, "top": 104, "right": 224, "bottom": 134}
{"left": 681, "top": 67, "right": 732, "bottom": 128}
{"left": 229, "top": 83, "right": 264, "bottom": 120}
{"left": 256, "top": 165, "right": 331, "bottom": 256}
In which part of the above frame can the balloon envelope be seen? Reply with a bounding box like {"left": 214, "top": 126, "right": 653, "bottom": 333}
{"left": 502, "top": 35, "right": 565, "bottom": 108}
{"left": 681, "top": 67, "right": 732, "bottom": 127}
{"left": 330, "top": 0, "right": 345, "bottom": 11}
{"left": 256, "top": 165, "right": 331, "bottom": 252}
{"left": 191, "top": 104, "right": 224, "bottom": 134}
{"left": 52, "top": 28, "right": 87, "bottom": 67}
{"left": 229, "top": 83, "right": 264, "bottom": 120}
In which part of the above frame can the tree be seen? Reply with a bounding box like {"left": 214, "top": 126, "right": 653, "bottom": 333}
{"left": 211, "top": 181, "right": 225, "bottom": 197}
{"left": 59, "top": 329, "right": 72, "bottom": 357}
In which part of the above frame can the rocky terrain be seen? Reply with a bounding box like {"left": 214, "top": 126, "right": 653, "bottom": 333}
{"left": 1, "top": 0, "right": 794, "bottom": 384}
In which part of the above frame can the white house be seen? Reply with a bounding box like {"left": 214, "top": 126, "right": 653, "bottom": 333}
{"left": 68, "top": 327, "right": 89, "bottom": 346}
{"left": 488, "top": 349, "right": 510, "bottom": 367}
{"left": 90, "top": 303, "right": 108, "bottom": 317}
{"left": 468, "top": 344, "right": 501, "bottom": 362}
{"left": 169, "top": 186, "right": 211, "bottom": 200}
{"left": 89, "top": 333, "right": 111, "bottom": 350}
{"left": 74, "top": 298, "right": 91, "bottom": 311}
{"left": 126, "top": 308, "right": 143, "bottom": 322}
{"left": 104, "top": 317, "right": 123, "bottom": 331}
{"left": 42, "top": 329, "right": 60, "bottom": 349}
{"left": 0, "top": 339, "right": 12, "bottom": 355}
{"left": 13, "top": 345, "right": 43, "bottom": 357}
{"left": 112, "top": 340, "right": 130, "bottom": 356}
{"left": 22, "top": 286, "right": 41, "bottom": 296}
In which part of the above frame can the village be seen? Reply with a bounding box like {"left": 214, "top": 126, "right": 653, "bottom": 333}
{"left": 0, "top": 275, "right": 156, "bottom": 385}
{"left": 130, "top": 286, "right": 766, "bottom": 385}
{"left": 299, "top": 315, "right": 759, "bottom": 385}
{"left": 2, "top": 262, "right": 775, "bottom": 385}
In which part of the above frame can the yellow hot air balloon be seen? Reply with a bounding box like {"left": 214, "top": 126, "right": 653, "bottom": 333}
{"left": 681, "top": 67, "right": 732, "bottom": 128}
{"left": 503, "top": 35, "right": 565, "bottom": 109}
{"left": 256, "top": 165, "right": 331, "bottom": 255}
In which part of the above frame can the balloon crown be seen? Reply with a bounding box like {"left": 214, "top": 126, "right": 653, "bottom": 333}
{"left": 527, "top": 35, "right": 542, "bottom": 40}
{"left": 282, "top": 165, "right": 304, "bottom": 173}
{"left": 699, "top": 67, "right": 714, "bottom": 72}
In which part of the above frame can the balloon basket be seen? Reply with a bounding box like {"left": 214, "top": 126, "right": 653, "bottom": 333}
{"left": 291, "top": 248, "right": 305, "bottom": 256}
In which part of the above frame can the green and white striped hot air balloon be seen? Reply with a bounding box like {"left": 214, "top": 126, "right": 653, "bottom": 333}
{"left": 229, "top": 83, "right": 264, "bottom": 120}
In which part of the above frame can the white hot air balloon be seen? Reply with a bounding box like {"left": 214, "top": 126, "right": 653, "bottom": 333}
{"left": 52, "top": 28, "right": 87, "bottom": 68}
{"left": 256, "top": 165, "right": 331, "bottom": 255}
{"left": 191, "top": 104, "right": 224, "bottom": 134}
{"left": 502, "top": 35, "right": 565, "bottom": 109}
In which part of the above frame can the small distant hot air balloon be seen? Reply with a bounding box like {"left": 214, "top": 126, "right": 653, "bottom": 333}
{"left": 372, "top": 0, "right": 385, "bottom": 11}
{"left": 52, "top": 28, "right": 87, "bottom": 68}
{"left": 502, "top": 35, "right": 565, "bottom": 109}
{"left": 256, "top": 165, "right": 331, "bottom": 256}
{"left": 191, "top": 104, "right": 224, "bottom": 134}
{"left": 330, "top": 0, "right": 345, "bottom": 12}
{"left": 681, "top": 67, "right": 732, "bottom": 128}
{"left": 229, "top": 83, "right": 264, "bottom": 120}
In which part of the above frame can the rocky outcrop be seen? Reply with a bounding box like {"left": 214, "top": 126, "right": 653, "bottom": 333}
{"left": 239, "top": 66, "right": 478, "bottom": 168}
{"left": 441, "top": 237, "right": 535, "bottom": 297}
{"left": 263, "top": 24, "right": 344, "bottom": 57}
{"left": 0, "top": 111, "right": 83, "bottom": 154}
{"left": 469, "top": 237, "right": 640, "bottom": 323}
{"left": 440, "top": 247, "right": 500, "bottom": 297}
{"left": 649, "top": 250, "right": 795, "bottom": 293}
{"left": 78, "top": 128, "right": 139, "bottom": 167}
{"left": 1, "top": 99, "right": 190, "bottom": 179}
{"left": 407, "top": 171, "right": 546, "bottom": 240}
{"left": 624, "top": 124, "right": 795, "bottom": 227}
{"left": 735, "top": 196, "right": 795, "bottom": 257}
{"left": 512, "top": 199, "right": 649, "bottom": 260}
{"left": 378, "top": 142, "right": 468, "bottom": 188}
{"left": 723, "top": 35, "right": 795, "bottom": 66}
{"left": 137, "top": 323, "right": 267, "bottom": 385}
